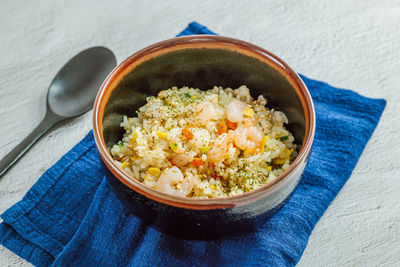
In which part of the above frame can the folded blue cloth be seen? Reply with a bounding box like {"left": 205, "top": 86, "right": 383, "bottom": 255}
{"left": 0, "top": 22, "right": 386, "bottom": 266}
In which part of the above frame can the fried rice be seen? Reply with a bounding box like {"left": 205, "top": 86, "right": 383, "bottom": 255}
{"left": 111, "top": 86, "right": 297, "bottom": 198}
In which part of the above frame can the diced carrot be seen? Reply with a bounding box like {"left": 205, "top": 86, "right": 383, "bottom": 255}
{"left": 191, "top": 157, "right": 203, "bottom": 167}
{"left": 226, "top": 120, "right": 237, "bottom": 130}
{"left": 211, "top": 173, "right": 218, "bottom": 179}
{"left": 182, "top": 127, "right": 194, "bottom": 140}
{"left": 217, "top": 121, "right": 228, "bottom": 135}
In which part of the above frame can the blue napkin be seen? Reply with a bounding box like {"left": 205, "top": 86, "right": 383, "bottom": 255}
{"left": 0, "top": 22, "right": 386, "bottom": 266}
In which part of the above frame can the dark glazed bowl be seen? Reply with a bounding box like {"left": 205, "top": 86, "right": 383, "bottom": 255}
{"left": 93, "top": 35, "right": 315, "bottom": 239}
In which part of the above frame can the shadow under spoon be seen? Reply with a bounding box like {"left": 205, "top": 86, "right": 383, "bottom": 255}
{"left": 0, "top": 47, "right": 117, "bottom": 178}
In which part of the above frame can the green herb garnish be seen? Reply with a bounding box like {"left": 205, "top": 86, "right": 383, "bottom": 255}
{"left": 279, "top": 135, "right": 289, "bottom": 141}
{"left": 118, "top": 141, "right": 125, "bottom": 147}
{"left": 184, "top": 93, "right": 191, "bottom": 98}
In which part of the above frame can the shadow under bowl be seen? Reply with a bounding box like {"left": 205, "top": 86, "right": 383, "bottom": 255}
{"left": 93, "top": 35, "right": 315, "bottom": 240}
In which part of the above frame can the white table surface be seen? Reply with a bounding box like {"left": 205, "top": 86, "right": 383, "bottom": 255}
{"left": 1, "top": 0, "right": 399, "bottom": 266}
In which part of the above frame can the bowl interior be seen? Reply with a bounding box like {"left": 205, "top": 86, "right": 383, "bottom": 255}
{"left": 102, "top": 45, "right": 306, "bottom": 150}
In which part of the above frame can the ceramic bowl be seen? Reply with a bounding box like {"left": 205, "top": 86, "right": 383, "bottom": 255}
{"left": 93, "top": 35, "right": 315, "bottom": 239}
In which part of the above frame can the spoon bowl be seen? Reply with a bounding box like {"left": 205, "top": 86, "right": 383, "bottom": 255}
{"left": 48, "top": 47, "right": 116, "bottom": 118}
{"left": 0, "top": 46, "right": 117, "bottom": 177}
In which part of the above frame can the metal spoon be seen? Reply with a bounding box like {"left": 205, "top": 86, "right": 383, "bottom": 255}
{"left": 0, "top": 47, "right": 117, "bottom": 177}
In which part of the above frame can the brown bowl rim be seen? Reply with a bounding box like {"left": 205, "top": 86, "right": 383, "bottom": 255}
{"left": 93, "top": 35, "right": 316, "bottom": 210}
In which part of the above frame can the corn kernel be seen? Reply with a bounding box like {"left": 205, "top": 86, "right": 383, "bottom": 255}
{"left": 148, "top": 167, "right": 161, "bottom": 177}
{"left": 130, "top": 157, "right": 136, "bottom": 162}
{"left": 273, "top": 158, "right": 287, "bottom": 165}
{"left": 267, "top": 166, "right": 272, "bottom": 172}
{"left": 260, "top": 135, "right": 271, "bottom": 153}
{"left": 131, "top": 129, "right": 139, "bottom": 142}
{"left": 284, "top": 147, "right": 293, "bottom": 159}
{"left": 273, "top": 147, "right": 293, "bottom": 165}
{"left": 244, "top": 148, "right": 257, "bottom": 155}
{"left": 121, "top": 162, "right": 129, "bottom": 169}
{"left": 199, "top": 146, "right": 210, "bottom": 153}
{"left": 210, "top": 184, "right": 216, "bottom": 190}
{"left": 156, "top": 131, "right": 168, "bottom": 140}
{"left": 243, "top": 107, "right": 255, "bottom": 117}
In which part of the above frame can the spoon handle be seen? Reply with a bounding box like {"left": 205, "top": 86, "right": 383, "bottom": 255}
{"left": 0, "top": 113, "right": 60, "bottom": 178}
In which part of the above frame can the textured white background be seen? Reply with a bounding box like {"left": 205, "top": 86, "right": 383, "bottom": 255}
{"left": 1, "top": 0, "right": 399, "bottom": 266}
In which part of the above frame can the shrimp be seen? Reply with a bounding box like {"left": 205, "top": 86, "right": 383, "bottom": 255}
{"left": 232, "top": 125, "right": 263, "bottom": 152}
{"left": 195, "top": 101, "right": 217, "bottom": 125}
{"left": 156, "top": 167, "right": 193, "bottom": 197}
{"left": 189, "top": 128, "right": 211, "bottom": 149}
{"left": 172, "top": 151, "right": 196, "bottom": 167}
{"left": 207, "top": 133, "right": 231, "bottom": 162}
{"left": 247, "top": 126, "right": 263, "bottom": 142}
{"left": 226, "top": 99, "right": 246, "bottom": 123}
{"left": 242, "top": 117, "right": 255, "bottom": 127}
